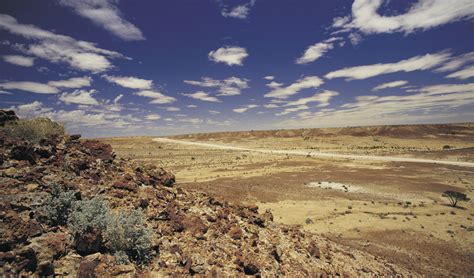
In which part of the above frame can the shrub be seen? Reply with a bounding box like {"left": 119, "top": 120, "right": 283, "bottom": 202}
{"left": 68, "top": 197, "right": 110, "bottom": 237}
{"left": 1, "top": 117, "right": 65, "bottom": 144}
{"left": 44, "top": 184, "right": 77, "bottom": 226}
{"left": 68, "top": 197, "right": 153, "bottom": 264}
{"left": 442, "top": 191, "right": 470, "bottom": 207}
{"left": 104, "top": 209, "right": 153, "bottom": 264}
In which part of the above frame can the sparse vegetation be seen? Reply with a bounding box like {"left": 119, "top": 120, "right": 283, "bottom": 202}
{"left": 44, "top": 183, "right": 77, "bottom": 226}
{"left": 443, "top": 191, "right": 470, "bottom": 208}
{"left": 68, "top": 196, "right": 153, "bottom": 264}
{"left": 1, "top": 117, "right": 64, "bottom": 144}
{"left": 104, "top": 209, "right": 153, "bottom": 264}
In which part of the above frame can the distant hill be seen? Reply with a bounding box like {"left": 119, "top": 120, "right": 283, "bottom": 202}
{"left": 170, "top": 123, "right": 474, "bottom": 140}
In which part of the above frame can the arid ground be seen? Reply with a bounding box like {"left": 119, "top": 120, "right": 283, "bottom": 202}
{"left": 101, "top": 123, "right": 474, "bottom": 276}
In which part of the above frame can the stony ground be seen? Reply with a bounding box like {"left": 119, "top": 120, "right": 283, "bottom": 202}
{"left": 103, "top": 125, "right": 474, "bottom": 277}
{"left": 0, "top": 112, "right": 413, "bottom": 276}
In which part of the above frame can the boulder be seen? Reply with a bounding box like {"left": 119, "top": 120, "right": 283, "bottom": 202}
{"left": 10, "top": 145, "right": 37, "bottom": 164}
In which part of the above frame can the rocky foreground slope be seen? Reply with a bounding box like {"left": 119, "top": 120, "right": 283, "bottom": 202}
{"left": 0, "top": 111, "right": 409, "bottom": 276}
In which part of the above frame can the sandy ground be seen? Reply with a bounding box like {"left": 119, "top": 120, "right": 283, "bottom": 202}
{"left": 101, "top": 129, "right": 474, "bottom": 276}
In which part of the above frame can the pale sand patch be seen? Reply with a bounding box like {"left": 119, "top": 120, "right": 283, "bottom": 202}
{"left": 306, "top": 181, "right": 361, "bottom": 192}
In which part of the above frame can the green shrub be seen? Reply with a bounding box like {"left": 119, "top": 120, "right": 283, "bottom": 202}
{"left": 104, "top": 209, "right": 153, "bottom": 264}
{"left": 44, "top": 184, "right": 77, "bottom": 226}
{"left": 1, "top": 117, "right": 65, "bottom": 144}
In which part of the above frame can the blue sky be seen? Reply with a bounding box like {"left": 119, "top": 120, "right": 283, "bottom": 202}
{"left": 0, "top": 0, "right": 473, "bottom": 137}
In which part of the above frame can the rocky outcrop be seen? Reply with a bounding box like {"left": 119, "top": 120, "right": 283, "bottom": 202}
{"left": 0, "top": 113, "right": 409, "bottom": 276}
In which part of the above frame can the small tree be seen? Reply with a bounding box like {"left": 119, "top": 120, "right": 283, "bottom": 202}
{"left": 442, "top": 191, "right": 470, "bottom": 207}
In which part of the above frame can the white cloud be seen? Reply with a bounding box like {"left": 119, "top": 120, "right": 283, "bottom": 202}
{"left": 59, "top": 0, "right": 144, "bottom": 41}
{"left": 276, "top": 105, "right": 309, "bottom": 116}
{"left": 233, "top": 104, "right": 259, "bottom": 113}
{"left": 48, "top": 76, "right": 92, "bottom": 88}
{"left": 208, "top": 46, "right": 248, "bottom": 66}
{"left": 0, "top": 14, "right": 125, "bottom": 72}
{"left": 264, "top": 76, "right": 275, "bottom": 80}
{"left": 182, "top": 91, "right": 221, "bottom": 102}
{"left": 372, "top": 80, "right": 408, "bottom": 91}
{"left": 103, "top": 75, "right": 153, "bottom": 89}
{"left": 264, "top": 103, "right": 279, "bottom": 108}
{"left": 209, "top": 110, "right": 220, "bottom": 115}
{"left": 0, "top": 90, "right": 12, "bottom": 95}
{"left": 145, "top": 114, "right": 161, "bottom": 120}
{"left": 266, "top": 81, "right": 284, "bottom": 89}
{"left": 0, "top": 81, "right": 59, "bottom": 94}
{"left": 335, "top": 0, "right": 474, "bottom": 34}
{"left": 434, "top": 52, "right": 474, "bottom": 72}
{"left": 264, "top": 76, "right": 324, "bottom": 99}
{"left": 284, "top": 90, "right": 339, "bottom": 107}
{"left": 59, "top": 89, "right": 99, "bottom": 105}
{"left": 222, "top": 4, "right": 250, "bottom": 19}
{"left": 325, "top": 51, "right": 451, "bottom": 80}
{"left": 187, "top": 104, "right": 197, "bottom": 108}
{"left": 348, "top": 33, "right": 363, "bottom": 45}
{"left": 165, "top": 107, "right": 180, "bottom": 112}
{"left": 280, "top": 82, "right": 474, "bottom": 128}
{"left": 184, "top": 76, "right": 249, "bottom": 96}
{"left": 3, "top": 55, "right": 34, "bottom": 66}
{"left": 296, "top": 37, "right": 341, "bottom": 64}
{"left": 135, "top": 90, "right": 176, "bottom": 104}
{"left": 446, "top": 65, "right": 474, "bottom": 80}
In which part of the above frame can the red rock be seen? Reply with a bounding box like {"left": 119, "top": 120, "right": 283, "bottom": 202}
{"left": 112, "top": 181, "right": 138, "bottom": 192}
{"left": 228, "top": 226, "right": 243, "bottom": 240}
{"left": 74, "top": 228, "right": 103, "bottom": 256}
{"left": 82, "top": 140, "right": 114, "bottom": 162}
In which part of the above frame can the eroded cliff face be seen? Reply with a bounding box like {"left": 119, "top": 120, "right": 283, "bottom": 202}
{"left": 0, "top": 111, "right": 410, "bottom": 277}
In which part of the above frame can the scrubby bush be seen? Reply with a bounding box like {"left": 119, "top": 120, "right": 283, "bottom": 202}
{"left": 44, "top": 184, "right": 77, "bottom": 226}
{"left": 68, "top": 197, "right": 110, "bottom": 236}
{"left": 104, "top": 209, "right": 153, "bottom": 264}
{"left": 68, "top": 197, "right": 153, "bottom": 264}
{"left": 1, "top": 117, "right": 64, "bottom": 144}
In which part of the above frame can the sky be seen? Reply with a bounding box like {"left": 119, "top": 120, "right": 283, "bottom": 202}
{"left": 0, "top": 0, "right": 473, "bottom": 137}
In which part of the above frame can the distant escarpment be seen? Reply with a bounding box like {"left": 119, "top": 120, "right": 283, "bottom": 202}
{"left": 0, "top": 110, "right": 409, "bottom": 276}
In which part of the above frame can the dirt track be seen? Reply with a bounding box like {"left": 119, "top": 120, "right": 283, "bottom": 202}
{"left": 153, "top": 137, "right": 474, "bottom": 168}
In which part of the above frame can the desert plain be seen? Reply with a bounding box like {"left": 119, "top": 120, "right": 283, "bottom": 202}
{"left": 101, "top": 123, "right": 474, "bottom": 276}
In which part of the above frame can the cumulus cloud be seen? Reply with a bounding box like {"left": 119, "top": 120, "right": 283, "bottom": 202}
{"left": 103, "top": 75, "right": 153, "bottom": 89}
{"left": 145, "top": 114, "right": 161, "bottom": 120}
{"left": 59, "top": 89, "right": 99, "bottom": 105}
{"left": 0, "top": 14, "right": 125, "bottom": 72}
{"left": 59, "top": 0, "right": 144, "bottom": 41}
{"left": 233, "top": 104, "right": 259, "bottom": 113}
{"left": 208, "top": 46, "right": 248, "bottom": 66}
{"left": 135, "top": 90, "right": 176, "bottom": 104}
{"left": 264, "top": 76, "right": 275, "bottom": 80}
{"left": 0, "top": 81, "right": 59, "bottom": 94}
{"left": 48, "top": 76, "right": 92, "bottom": 88}
{"left": 3, "top": 55, "right": 34, "bottom": 67}
{"left": 296, "top": 37, "right": 341, "bottom": 64}
{"left": 334, "top": 0, "right": 474, "bottom": 34}
{"left": 372, "top": 80, "right": 408, "bottom": 91}
{"left": 184, "top": 76, "right": 249, "bottom": 96}
{"left": 264, "top": 76, "right": 324, "bottom": 99}
{"left": 182, "top": 91, "right": 221, "bottom": 102}
{"left": 325, "top": 51, "right": 451, "bottom": 80}
{"left": 446, "top": 65, "right": 474, "bottom": 80}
